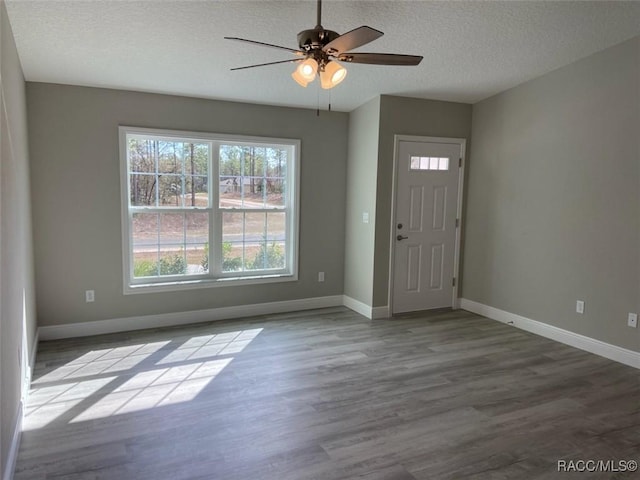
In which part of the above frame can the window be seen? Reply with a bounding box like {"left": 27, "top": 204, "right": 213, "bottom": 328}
{"left": 120, "top": 127, "right": 299, "bottom": 293}
{"left": 410, "top": 156, "right": 449, "bottom": 171}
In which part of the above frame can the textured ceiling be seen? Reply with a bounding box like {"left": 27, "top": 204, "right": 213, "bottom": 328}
{"left": 6, "top": 1, "right": 640, "bottom": 112}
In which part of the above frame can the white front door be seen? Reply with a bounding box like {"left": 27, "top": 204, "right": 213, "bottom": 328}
{"left": 392, "top": 139, "right": 463, "bottom": 314}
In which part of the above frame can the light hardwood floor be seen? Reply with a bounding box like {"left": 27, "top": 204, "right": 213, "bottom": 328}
{"left": 15, "top": 307, "right": 640, "bottom": 479}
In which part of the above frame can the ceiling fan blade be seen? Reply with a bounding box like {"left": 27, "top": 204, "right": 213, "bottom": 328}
{"left": 230, "top": 58, "right": 304, "bottom": 71}
{"left": 337, "top": 53, "right": 423, "bottom": 66}
{"left": 224, "top": 37, "right": 304, "bottom": 55}
{"left": 322, "top": 26, "right": 383, "bottom": 55}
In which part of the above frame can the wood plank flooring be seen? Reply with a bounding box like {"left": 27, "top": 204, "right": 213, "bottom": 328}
{"left": 15, "top": 307, "right": 640, "bottom": 479}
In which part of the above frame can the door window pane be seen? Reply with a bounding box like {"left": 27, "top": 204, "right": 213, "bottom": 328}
{"left": 410, "top": 156, "right": 451, "bottom": 171}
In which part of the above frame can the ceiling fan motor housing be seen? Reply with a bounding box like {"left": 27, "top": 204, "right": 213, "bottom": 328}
{"left": 297, "top": 28, "right": 340, "bottom": 52}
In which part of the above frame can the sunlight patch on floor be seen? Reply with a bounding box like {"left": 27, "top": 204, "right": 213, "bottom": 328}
{"left": 25, "top": 328, "right": 263, "bottom": 430}
{"left": 70, "top": 359, "right": 232, "bottom": 422}
{"left": 24, "top": 376, "right": 117, "bottom": 431}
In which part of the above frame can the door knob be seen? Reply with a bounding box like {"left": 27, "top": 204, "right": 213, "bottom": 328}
{"left": 397, "top": 235, "right": 408, "bottom": 241}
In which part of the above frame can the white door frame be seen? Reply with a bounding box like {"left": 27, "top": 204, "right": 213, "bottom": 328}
{"left": 388, "top": 135, "right": 466, "bottom": 314}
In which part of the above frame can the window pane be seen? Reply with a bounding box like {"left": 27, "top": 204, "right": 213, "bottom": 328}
{"left": 157, "top": 141, "right": 183, "bottom": 175}
{"left": 219, "top": 176, "right": 241, "bottom": 208}
{"left": 222, "top": 212, "right": 243, "bottom": 241}
{"left": 222, "top": 212, "right": 284, "bottom": 273}
{"left": 186, "top": 244, "right": 208, "bottom": 274}
{"left": 219, "top": 145, "right": 243, "bottom": 176}
{"left": 132, "top": 213, "right": 161, "bottom": 277}
{"left": 247, "top": 241, "right": 266, "bottom": 271}
{"left": 245, "top": 212, "right": 266, "bottom": 242}
{"left": 242, "top": 147, "right": 265, "bottom": 179}
{"left": 130, "top": 174, "right": 157, "bottom": 206}
{"left": 266, "top": 242, "right": 285, "bottom": 269}
{"left": 133, "top": 248, "right": 159, "bottom": 278}
{"left": 185, "top": 212, "right": 208, "bottom": 244}
{"left": 429, "top": 157, "right": 438, "bottom": 170}
{"left": 242, "top": 177, "right": 264, "bottom": 208}
{"left": 158, "top": 246, "right": 186, "bottom": 276}
{"left": 128, "top": 139, "right": 155, "bottom": 173}
{"left": 185, "top": 143, "right": 209, "bottom": 176}
{"left": 410, "top": 156, "right": 420, "bottom": 169}
{"left": 222, "top": 242, "right": 243, "bottom": 272}
{"left": 265, "top": 179, "right": 285, "bottom": 208}
{"left": 132, "top": 213, "right": 158, "bottom": 247}
{"left": 184, "top": 175, "right": 208, "bottom": 207}
{"left": 159, "top": 175, "right": 183, "bottom": 206}
{"left": 439, "top": 157, "right": 449, "bottom": 170}
{"left": 129, "top": 138, "right": 210, "bottom": 210}
{"left": 222, "top": 212, "right": 244, "bottom": 272}
{"left": 266, "top": 148, "right": 287, "bottom": 177}
{"left": 244, "top": 212, "right": 266, "bottom": 271}
{"left": 266, "top": 212, "right": 285, "bottom": 241}
{"left": 160, "top": 213, "right": 184, "bottom": 246}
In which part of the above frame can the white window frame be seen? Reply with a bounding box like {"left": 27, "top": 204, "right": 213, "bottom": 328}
{"left": 119, "top": 126, "right": 300, "bottom": 294}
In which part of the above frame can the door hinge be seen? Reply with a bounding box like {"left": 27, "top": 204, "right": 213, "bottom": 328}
{"left": 459, "top": 158, "right": 462, "bottom": 167}
{"left": 452, "top": 277, "right": 456, "bottom": 287}
{"left": 455, "top": 218, "right": 460, "bottom": 228}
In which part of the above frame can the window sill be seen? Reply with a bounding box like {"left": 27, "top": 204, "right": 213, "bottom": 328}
{"left": 125, "top": 273, "right": 298, "bottom": 295}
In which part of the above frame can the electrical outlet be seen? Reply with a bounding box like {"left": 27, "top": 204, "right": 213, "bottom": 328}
{"left": 628, "top": 313, "right": 638, "bottom": 328}
{"left": 576, "top": 300, "right": 584, "bottom": 314}
{"left": 86, "top": 290, "right": 95, "bottom": 303}
{"left": 318, "top": 272, "right": 325, "bottom": 282}
{"left": 362, "top": 212, "right": 369, "bottom": 224}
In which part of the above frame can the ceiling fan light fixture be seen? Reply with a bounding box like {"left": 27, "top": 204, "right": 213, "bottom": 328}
{"left": 291, "top": 58, "right": 318, "bottom": 87}
{"left": 320, "top": 60, "right": 347, "bottom": 89}
{"left": 291, "top": 71, "right": 310, "bottom": 87}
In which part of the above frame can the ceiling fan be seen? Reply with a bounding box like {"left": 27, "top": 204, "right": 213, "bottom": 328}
{"left": 224, "top": 0, "right": 423, "bottom": 90}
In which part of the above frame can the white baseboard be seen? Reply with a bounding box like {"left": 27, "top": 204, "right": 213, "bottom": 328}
{"left": 38, "top": 295, "right": 344, "bottom": 340}
{"left": 342, "top": 296, "right": 389, "bottom": 319}
{"left": 25, "top": 328, "right": 39, "bottom": 396}
{"left": 342, "top": 295, "right": 373, "bottom": 318}
{"left": 3, "top": 402, "right": 22, "bottom": 480}
{"left": 371, "top": 305, "right": 390, "bottom": 319}
{"left": 460, "top": 298, "right": 640, "bottom": 369}
{"left": 29, "top": 328, "right": 39, "bottom": 372}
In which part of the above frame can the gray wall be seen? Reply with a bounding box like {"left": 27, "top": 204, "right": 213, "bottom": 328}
{"left": 343, "top": 97, "right": 380, "bottom": 305}
{"left": 373, "top": 96, "right": 472, "bottom": 307}
{"left": 27, "top": 83, "right": 348, "bottom": 326}
{"left": 0, "top": 0, "right": 37, "bottom": 475}
{"left": 463, "top": 36, "right": 640, "bottom": 351}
